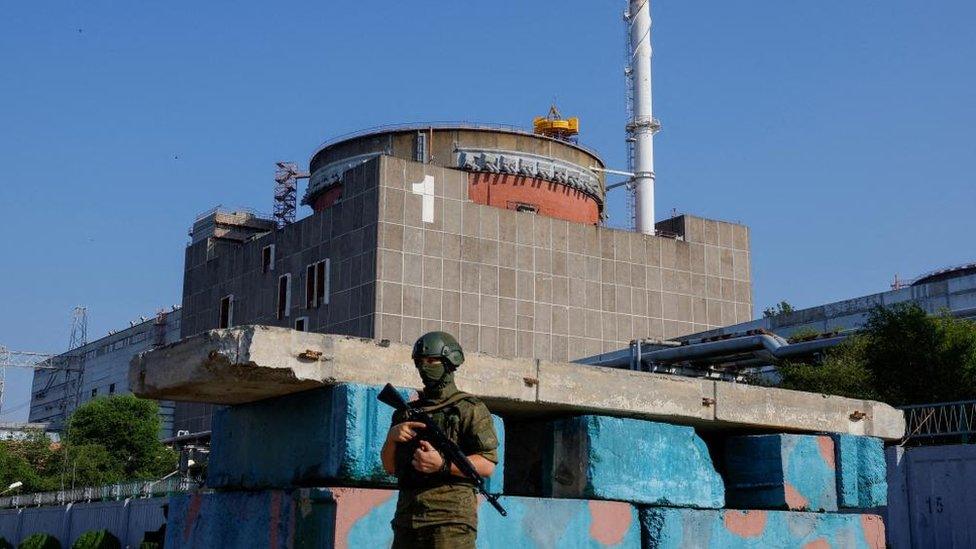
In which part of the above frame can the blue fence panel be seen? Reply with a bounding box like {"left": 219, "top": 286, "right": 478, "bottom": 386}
{"left": 0, "top": 509, "right": 20, "bottom": 543}
{"left": 67, "top": 501, "right": 129, "bottom": 546}
{"left": 126, "top": 498, "right": 167, "bottom": 547}
{"left": 0, "top": 497, "right": 166, "bottom": 546}
{"left": 19, "top": 506, "right": 68, "bottom": 542}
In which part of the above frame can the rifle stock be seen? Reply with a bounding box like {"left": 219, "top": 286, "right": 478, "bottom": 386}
{"left": 377, "top": 383, "right": 507, "bottom": 517}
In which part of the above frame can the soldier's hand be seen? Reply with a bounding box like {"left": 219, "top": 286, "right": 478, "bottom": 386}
{"left": 388, "top": 421, "right": 426, "bottom": 443}
{"left": 412, "top": 440, "right": 446, "bottom": 473}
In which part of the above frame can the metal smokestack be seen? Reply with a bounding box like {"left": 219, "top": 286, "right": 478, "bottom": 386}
{"left": 627, "top": 0, "right": 660, "bottom": 235}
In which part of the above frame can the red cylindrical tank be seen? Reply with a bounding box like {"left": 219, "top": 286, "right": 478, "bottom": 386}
{"left": 305, "top": 125, "right": 606, "bottom": 224}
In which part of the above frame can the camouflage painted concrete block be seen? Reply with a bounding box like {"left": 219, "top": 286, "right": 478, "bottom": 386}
{"left": 724, "top": 434, "right": 837, "bottom": 512}
{"left": 639, "top": 508, "right": 885, "bottom": 549}
{"left": 544, "top": 415, "right": 724, "bottom": 508}
{"left": 166, "top": 488, "right": 642, "bottom": 548}
{"left": 208, "top": 383, "right": 504, "bottom": 493}
{"left": 831, "top": 434, "right": 887, "bottom": 509}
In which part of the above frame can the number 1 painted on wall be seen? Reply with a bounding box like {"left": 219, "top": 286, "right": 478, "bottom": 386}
{"left": 411, "top": 175, "right": 435, "bottom": 224}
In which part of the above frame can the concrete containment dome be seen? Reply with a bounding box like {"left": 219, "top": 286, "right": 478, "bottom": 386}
{"left": 304, "top": 124, "right": 606, "bottom": 224}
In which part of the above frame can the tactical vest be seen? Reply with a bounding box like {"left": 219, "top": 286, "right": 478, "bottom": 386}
{"left": 393, "top": 393, "right": 478, "bottom": 490}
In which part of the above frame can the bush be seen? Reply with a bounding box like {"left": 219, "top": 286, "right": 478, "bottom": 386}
{"left": 18, "top": 533, "right": 60, "bottom": 549}
{"left": 71, "top": 530, "right": 120, "bottom": 549}
{"left": 779, "top": 336, "right": 877, "bottom": 400}
{"left": 0, "top": 537, "right": 14, "bottom": 549}
{"left": 67, "top": 395, "right": 171, "bottom": 479}
{"left": 778, "top": 303, "right": 976, "bottom": 406}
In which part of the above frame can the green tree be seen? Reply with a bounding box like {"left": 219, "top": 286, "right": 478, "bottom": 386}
{"left": 861, "top": 304, "right": 976, "bottom": 405}
{"left": 763, "top": 301, "right": 795, "bottom": 319}
{"left": 65, "top": 395, "right": 175, "bottom": 479}
{"left": 0, "top": 431, "right": 61, "bottom": 492}
{"left": 0, "top": 445, "right": 41, "bottom": 492}
{"left": 64, "top": 445, "right": 125, "bottom": 487}
{"left": 778, "top": 303, "right": 976, "bottom": 406}
{"left": 779, "top": 336, "right": 877, "bottom": 400}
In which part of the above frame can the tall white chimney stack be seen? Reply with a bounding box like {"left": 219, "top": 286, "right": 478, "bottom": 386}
{"left": 627, "top": 0, "right": 660, "bottom": 235}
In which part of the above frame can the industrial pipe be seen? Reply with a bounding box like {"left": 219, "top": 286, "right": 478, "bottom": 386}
{"left": 586, "top": 333, "right": 849, "bottom": 370}
{"left": 628, "top": 0, "right": 658, "bottom": 235}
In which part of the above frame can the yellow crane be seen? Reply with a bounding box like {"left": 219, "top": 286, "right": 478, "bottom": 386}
{"left": 533, "top": 105, "right": 579, "bottom": 142}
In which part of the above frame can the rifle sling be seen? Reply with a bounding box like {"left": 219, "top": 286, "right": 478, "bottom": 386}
{"left": 410, "top": 391, "right": 476, "bottom": 414}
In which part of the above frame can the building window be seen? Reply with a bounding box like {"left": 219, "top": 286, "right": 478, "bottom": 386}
{"left": 109, "top": 383, "right": 116, "bottom": 395}
{"left": 305, "top": 259, "right": 331, "bottom": 308}
{"left": 262, "top": 244, "right": 275, "bottom": 273}
{"left": 294, "top": 317, "right": 308, "bottom": 332}
{"left": 219, "top": 295, "right": 234, "bottom": 329}
{"left": 305, "top": 264, "right": 316, "bottom": 309}
{"left": 316, "top": 259, "right": 330, "bottom": 306}
{"left": 91, "top": 388, "right": 98, "bottom": 398}
{"left": 277, "top": 274, "right": 292, "bottom": 319}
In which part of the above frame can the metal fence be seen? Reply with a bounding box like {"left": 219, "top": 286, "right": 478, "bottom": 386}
{"left": 0, "top": 476, "right": 191, "bottom": 510}
{"left": 901, "top": 399, "right": 976, "bottom": 442}
{"left": 0, "top": 497, "right": 167, "bottom": 548}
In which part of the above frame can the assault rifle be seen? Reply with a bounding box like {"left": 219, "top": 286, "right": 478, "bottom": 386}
{"left": 377, "top": 383, "right": 507, "bottom": 517}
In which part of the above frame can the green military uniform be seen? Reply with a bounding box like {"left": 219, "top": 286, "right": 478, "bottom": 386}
{"left": 390, "top": 331, "right": 499, "bottom": 549}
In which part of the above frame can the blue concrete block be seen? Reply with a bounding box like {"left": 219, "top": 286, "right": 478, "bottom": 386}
{"left": 639, "top": 508, "right": 885, "bottom": 549}
{"left": 544, "top": 415, "right": 724, "bottom": 508}
{"left": 831, "top": 434, "right": 887, "bottom": 509}
{"left": 166, "top": 488, "right": 642, "bottom": 548}
{"left": 725, "top": 434, "right": 837, "bottom": 512}
{"left": 208, "top": 383, "right": 504, "bottom": 493}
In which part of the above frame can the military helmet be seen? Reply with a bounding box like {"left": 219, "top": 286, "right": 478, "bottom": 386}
{"left": 412, "top": 331, "right": 465, "bottom": 368}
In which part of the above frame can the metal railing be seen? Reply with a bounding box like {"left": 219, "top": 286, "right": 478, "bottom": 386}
{"left": 311, "top": 121, "right": 603, "bottom": 159}
{"left": 901, "top": 399, "right": 976, "bottom": 442}
{"left": 0, "top": 476, "right": 193, "bottom": 509}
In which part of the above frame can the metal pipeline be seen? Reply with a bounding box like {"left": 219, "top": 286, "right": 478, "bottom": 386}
{"left": 590, "top": 333, "right": 848, "bottom": 370}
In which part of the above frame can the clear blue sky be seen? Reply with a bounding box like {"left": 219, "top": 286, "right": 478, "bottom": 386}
{"left": 2, "top": 1, "right": 974, "bottom": 420}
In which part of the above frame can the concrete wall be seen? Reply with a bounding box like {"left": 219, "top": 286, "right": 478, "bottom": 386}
{"left": 725, "top": 434, "right": 838, "bottom": 512}
{"left": 166, "top": 487, "right": 642, "bottom": 549}
{"left": 832, "top": 434, "right": 887, "bottom": 509}
{"left": 180, "top": 161, "right": 380, "bottom": 340}
{"left": 28, "top": 310, "right": 180, "bottom": 437}
{"left": 640, "top": 508, "right": 885, "bottom": 548}
{"left": 542, "top": 415, "right": 724, "bottom": 508}
{"left": 176, "top": 161, "right": 381, "bottom": 434}
{"left": 208, "top": 384, "right": 505, "bottom": 494}
{"left": 373, "top": 155, "right": 752, "bottom": 361}
{"left": 0, "top": 498, "right": 165, "bottom": 548}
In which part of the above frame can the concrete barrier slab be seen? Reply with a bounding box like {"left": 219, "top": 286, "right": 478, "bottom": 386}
{"left": 713, "top": 381, "right": 904, "bottom": 441}
{"left": 130, "top": 326, "right": 905, "bottom": 440}
{"left": 725, "top": 434, "right": 837, "bottom": 512}
{"left": 208, "top": 383, "right": 504, "bottom": 493}
{"left": 639, "top": 508, "right": 885, "bottom": 549}
{"left": 831, "top": 434, "right": 887, "bottom": 509}
{"left": 166, "top": 488, "right": 641, "bottom": 548}
{"left": 545, "top": 415, "right": 724, "bottom": 508}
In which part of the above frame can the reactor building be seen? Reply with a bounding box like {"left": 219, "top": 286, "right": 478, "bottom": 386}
{"left": 171, "top": 0, "right": 752, "bottom": 434}
{"left": 175, "top": 123, "right": 753, "bottom": 434}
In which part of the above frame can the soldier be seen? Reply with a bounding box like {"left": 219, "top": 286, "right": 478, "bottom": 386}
{"left": 380, "top": 331, "right": 499, "bottom": 548}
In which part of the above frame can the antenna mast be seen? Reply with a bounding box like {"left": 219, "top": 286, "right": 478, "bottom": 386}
{"left": 274, "top": 162, "right": 310, "bottom": 228}
{"left": 63, "top": 306, "right": 87, "bottom": 418}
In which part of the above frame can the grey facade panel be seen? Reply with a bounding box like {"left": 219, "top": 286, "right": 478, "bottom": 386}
{"left": 28, "top": 310, "right": 181, "bottom": 438}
